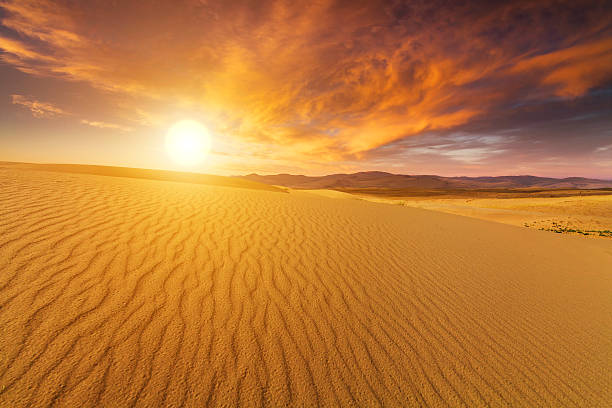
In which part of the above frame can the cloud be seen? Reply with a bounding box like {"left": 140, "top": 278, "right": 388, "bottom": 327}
{"left": 10, "top": 94, "right": 133, "bottom": 131}
{"left": 1, "top": 0, "right": 611, "bottom": 170}
{"left": 510, "top": 38, "right": 612, "bottom": 97}
{"left": 11, "top": 94, "right": 68, "bottom": 118}
{"left": 80, "top": 119, "right": 133, "bottom": 132}
{"left": 596, "top": 144, "right": 612, "bottom": 153}
{"left": 403, "top": 134, "right": 511, "bottom": 164}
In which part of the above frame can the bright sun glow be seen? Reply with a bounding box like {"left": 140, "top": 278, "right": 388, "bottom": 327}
{"left": 165, "top": 120, "right": 211, "bottom": 166}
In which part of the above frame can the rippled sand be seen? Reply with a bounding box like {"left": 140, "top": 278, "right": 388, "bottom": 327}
{"left": 1, "top": 167, "right": 611, "bottom": 407}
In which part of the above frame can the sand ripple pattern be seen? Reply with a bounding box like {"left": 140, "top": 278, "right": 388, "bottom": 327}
{"left": 1, "top": 169, "right": 611, "bottom": 407}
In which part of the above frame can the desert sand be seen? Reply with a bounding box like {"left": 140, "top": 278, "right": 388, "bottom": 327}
{"left": 358, "top": 194, "right": 612, "bottom": 238}
{"left": 1, "top": 166, "right": 611, "bottom": 407}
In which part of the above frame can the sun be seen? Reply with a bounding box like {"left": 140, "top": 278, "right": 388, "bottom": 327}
{"left": 165, "top": 120, "right": 211, "bottom": 166}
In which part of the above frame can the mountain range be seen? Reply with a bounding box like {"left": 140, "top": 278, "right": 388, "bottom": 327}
{"left": 241, "top": 171, "right": 612, "bottom": 190}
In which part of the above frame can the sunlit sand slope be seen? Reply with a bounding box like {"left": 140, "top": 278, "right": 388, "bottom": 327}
{"left": 1, "top": 168, "right": 611, "bottom": 407}
{"left": 0, "top": 162, "right": 283, "bottom": 192}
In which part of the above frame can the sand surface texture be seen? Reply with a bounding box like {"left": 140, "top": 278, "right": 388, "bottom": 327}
{"left": 1, "top": 168, "right": 611, "bottom": 407}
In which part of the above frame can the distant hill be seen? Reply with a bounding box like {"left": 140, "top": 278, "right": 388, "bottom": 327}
{"left": 241, "top": 171, "right": 612, "bottom": 190}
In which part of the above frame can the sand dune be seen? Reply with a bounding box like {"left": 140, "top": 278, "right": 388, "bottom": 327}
{"left": 0, "top": 162, "right": 283, "bottom": 193}
{"left": 1, "top": 167, "right": 611, "bottom": 407}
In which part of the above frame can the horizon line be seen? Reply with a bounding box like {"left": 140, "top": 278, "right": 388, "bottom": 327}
{"left": 2, "top": 159, "right": 611, "bottom": 182}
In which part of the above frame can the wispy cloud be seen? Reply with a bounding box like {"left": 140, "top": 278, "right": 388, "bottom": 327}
{"left": 10, "top": 93, "right": 133, "bottom": 132}
{"left": 392, "top": 133, "right": 512, "bottom": 164}
{"left": 596, "top": 144, "right": 612, "bottom": 153}
{"left": 80, "top": 119, "right": 133, "bottom": 132}
{"left": 11, "top": 94, "right": 68, "bottom": 118}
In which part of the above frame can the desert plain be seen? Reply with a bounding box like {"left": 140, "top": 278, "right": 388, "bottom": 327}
{"left": 1, "top": 164, "right": 611, "bottom": 407}
{"left": 352, "top": 193, "right": 612, "bottom": 239}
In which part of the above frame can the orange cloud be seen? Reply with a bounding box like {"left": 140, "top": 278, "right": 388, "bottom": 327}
{"left": 11, "top": 94, "right": 68, "bottom": 118}
{"left": 80, "top": 120, "right": 134, "bottom": 132}
{"left": 10, "top": 93, "right": 133, "bottom": 132}
{"left": 510, "top": 38, "right": 612, "bottom": 97}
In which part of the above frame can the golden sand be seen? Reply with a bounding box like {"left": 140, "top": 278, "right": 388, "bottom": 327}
{"left": 1, "top": 167, "right": 611, "bottom": 407}
{"left": 363, "top": 195, "right": 612, "bottom": 238}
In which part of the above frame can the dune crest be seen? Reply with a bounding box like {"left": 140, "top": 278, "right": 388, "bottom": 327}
{"left": 0, "top": 162, "right": 283, "bottom": 192}
{"left": 0, "top": 168, "right": 611, "bottom": 407}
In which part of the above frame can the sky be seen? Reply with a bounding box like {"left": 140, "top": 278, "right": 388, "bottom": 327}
{"left": 1, "top": 0, "right": 611, "bottom": 178}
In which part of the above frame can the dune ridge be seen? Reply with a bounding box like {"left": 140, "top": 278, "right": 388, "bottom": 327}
{"left": 0, "top": 167, "right": 611, "bottom": 407}
{"left": 0, "top": 162, "right": 283, "bottom": 192}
